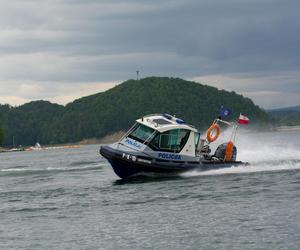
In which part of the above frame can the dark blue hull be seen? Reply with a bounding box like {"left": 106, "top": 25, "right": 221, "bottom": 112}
{"left": 100, "top": 145, "right": 248, "bottom": 179}
{"left": 108, "top": 159, "right": 141, "bottom": 179}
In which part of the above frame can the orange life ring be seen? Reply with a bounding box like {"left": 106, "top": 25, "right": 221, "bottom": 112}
{"left": 224, "top": 141, "right": 234, "bottom": 162}
{"left": 206, "top": 124, "right": 221, "bottom": 143}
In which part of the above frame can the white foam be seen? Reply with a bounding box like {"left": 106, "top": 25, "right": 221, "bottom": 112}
{"left": 1, "top": 168, "right": 35, "bottom": 172}
{"left": 183, "top": 129, "right": 300, "bottom": 177}
{"left": 182, "top": 161, "right": 300, "bottom": 177}
{"left": 1, "top": 163, "right": 105, "bottom": 173}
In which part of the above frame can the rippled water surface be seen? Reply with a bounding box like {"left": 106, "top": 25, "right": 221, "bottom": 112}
{"left": 0, "top": 130, "right": 300, "bottom": 249}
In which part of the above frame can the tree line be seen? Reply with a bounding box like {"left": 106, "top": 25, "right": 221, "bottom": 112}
{"left": 0, "top": 77, "right": 270, "bottom": 147}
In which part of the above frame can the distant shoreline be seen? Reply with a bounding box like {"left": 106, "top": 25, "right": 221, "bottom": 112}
{"left": 2, "top": 125, "right": 300, "bottom": 153}
{"left": 77, "top": 131, "right": 125, "bottom": 145}
{"left": 0, "top": 131, "right": 126, "bottom": 153}
{"left": 275, "top": 125, "right": 300, "bottom": 132}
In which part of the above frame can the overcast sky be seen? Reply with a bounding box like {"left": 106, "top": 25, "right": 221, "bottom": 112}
{"left": 0, "top": 0, "right": 299, "bottom": 109}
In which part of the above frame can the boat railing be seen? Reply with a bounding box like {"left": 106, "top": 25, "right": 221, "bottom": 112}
{"left": 141, "top": 113, "right": 164, "bottom": 119}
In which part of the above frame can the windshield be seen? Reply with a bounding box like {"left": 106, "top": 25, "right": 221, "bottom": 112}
{"left": 148, "top": 129, "right": 190, "bottom": 153}
{"left": 127, "top": 123, "right": 156, "bottom": 143}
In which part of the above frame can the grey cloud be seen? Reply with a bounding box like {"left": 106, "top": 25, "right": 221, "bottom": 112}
{"left": 0, "top": 0, "right": 299, "bottom": 107}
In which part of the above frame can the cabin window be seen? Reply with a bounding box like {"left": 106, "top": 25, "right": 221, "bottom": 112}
{"left": 128, "top": 123, "right": 156, "bottom": 143}
{"left": 148, "top": 129, "right": 190, "bottom": 153}
{"left": 194, "top": 132, "right": 200, "bottom": 145}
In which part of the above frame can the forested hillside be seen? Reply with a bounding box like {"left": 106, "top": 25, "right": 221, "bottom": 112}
{"left": 268, "top": 106, "right": 300, "bottom": 126}
{"left": 0, "top": 77, "right": 269, "bottom": 147}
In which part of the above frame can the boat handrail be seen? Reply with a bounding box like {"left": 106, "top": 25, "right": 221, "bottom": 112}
{"left": 141, "top": 114, "right": 197, "bottom": 130}
{"left": 141, "top": 113, "right": 165, "bottom": 119}
{"left": 118, "top": 122, "right": 138, "bottom": 144}
{"left": 214, "top": 118, "right": 234, "bottom": 127}
{"left": 143, "top": 130, "right": 157, "bottom": 145}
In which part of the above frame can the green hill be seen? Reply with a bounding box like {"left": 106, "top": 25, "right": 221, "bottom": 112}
{"left": 268, "top": 106, "right": 300, "bottom": 126}
{"left": 0, "top": 77, "right": 269, "bottom": 147}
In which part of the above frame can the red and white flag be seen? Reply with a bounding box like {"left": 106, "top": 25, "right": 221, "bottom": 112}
{"left": 238, "top": 114, "right": 250, "bottom": 124}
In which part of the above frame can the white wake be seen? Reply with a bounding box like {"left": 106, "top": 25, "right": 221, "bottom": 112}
{"left": 183, "top": 129, "right": 300, "bottom": 177}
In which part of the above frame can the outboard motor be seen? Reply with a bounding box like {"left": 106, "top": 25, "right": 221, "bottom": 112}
{"left": 214, "top": 143, "right": 237, "bottom": 161}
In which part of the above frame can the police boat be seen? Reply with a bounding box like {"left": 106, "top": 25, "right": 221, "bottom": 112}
{"left": 99, "top": 114, "right": 248, "bottom": 179}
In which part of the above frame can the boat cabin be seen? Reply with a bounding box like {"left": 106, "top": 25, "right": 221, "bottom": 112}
{"left": 122, "top": 114, "right": 200, "bottom": 157}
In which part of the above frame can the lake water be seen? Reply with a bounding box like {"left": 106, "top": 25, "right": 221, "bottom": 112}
{"left": 0, "top": 130, "right": 299, "bottom": 249}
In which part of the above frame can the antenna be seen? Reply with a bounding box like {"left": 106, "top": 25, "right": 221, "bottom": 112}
{"left": 136, "top": 70, "right": 140, "bottom": 80}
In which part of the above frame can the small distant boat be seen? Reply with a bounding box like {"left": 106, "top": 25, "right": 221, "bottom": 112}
{"left": 2, "top": 135, "right": 25, "bottom": 152}
{"left": 27, "top": 142, "right": 42, "bottom": 151}
{"left": 100, "top": 113, "right": 249, "bottom": 179}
